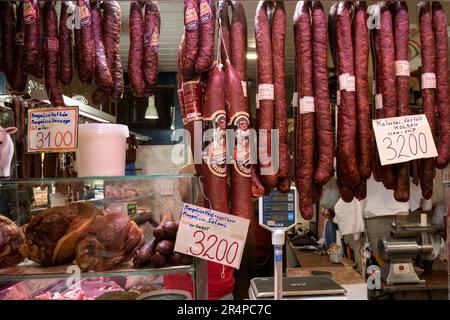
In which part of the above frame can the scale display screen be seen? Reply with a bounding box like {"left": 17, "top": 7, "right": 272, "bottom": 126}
{"left": 259, "top": 187, "right": 297, "bottom": 231}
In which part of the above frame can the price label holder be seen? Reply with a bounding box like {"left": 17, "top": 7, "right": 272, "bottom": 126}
{"left": 174, "top": 203, "right": 250, "bottom": 269}
{"left": 372, "top": 114, "right": 437, "bottom": 166}
{"left": 257, "top": 187, "right": 298, "bottom": 300}
{"left": 27, "top": 107, "right": 79, "bottom": 153}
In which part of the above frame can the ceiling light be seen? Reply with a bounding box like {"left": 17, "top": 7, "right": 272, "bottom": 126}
{"left": 145, "top": 95, "right": 159, "bottom": 119}
{"left": 247, "top": 52, "right": 257, "bottom": 60}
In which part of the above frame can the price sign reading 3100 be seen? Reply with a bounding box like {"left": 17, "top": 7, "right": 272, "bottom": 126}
{"left": 27, "top": 107, "right": 78, "bottom": 153}
{"left": 373, "top": 115, "right": 437, "bottom": 166}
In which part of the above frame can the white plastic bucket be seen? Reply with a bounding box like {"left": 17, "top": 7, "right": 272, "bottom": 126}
{"left": 76, "top": 123, "right": 129, "bottom": 177}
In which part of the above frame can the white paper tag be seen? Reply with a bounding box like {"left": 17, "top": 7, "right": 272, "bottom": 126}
{"left": 258, "top": 84, "right": 274, "bottom": 100}
{"left": 300, "top": 96, "right": 315, "bottom": 114}
{"left": 336, "top": 90, "right": 341, "bottom": 106}
{"left": 292, "top": 92, "right": 298, "bottom": 108}
{"left": 422, "top": 72, "right": 437, "bottom": 89}
{"left": 375, "top": 94, "right": 383, "bottom": 109}
{"left": 241, "top": 81, "right": 247, "bottom": 98}
{"left": 255, "top": 93, "right": 260, "bottom": 109}
{"left": 372, "top": 114, "right": 438, "bottom": 166}
{"left": 339, "top": 73, "right": 356, "bottom": 92}
{"left": 174, "top": 203, "right": 250, "bottom": 269}
{"left": 395, "top": 60, "right": 410, "bottom": 77}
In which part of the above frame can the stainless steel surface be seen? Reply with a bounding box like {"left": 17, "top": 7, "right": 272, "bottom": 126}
{"left": 274, "top": 245, "right": 283, "bottom": 300}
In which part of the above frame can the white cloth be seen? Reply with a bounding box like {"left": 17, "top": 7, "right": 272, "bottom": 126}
{"left": 334, "top": 198, "right": 365, "bottom": 241}
{"left": 364, "top": 177, "right": 421, "bottom": 218}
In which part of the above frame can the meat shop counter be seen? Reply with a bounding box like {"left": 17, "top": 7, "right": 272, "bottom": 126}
{"left": 0, "top": 174, "right": 209, "bottom": 300}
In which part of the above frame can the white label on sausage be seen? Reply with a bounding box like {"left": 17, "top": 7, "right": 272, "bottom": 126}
{"left": 395, "top": 60, "right": 410, "bottom": 77}
{"left": 299, "top": 96, "right": 315, "bottom": 114}
{"left": 292, "top": 92, "right": 298, "bottom": 108}
{"left": 375, "top": 94, "right": 383, "bottom": 109}
{"left": 339, "top": 73, "right": 356, "bottom": 92}
{"left": 372, "top": 80, "right": 376, "bottom": 96}
{"left": 241, "top": 81, "right": 248, "bottom": 98}
{"left": 422, "top": 73, "right": 437, "bottom": 89}
{"left": 255, "top": 93, "right": 260, "bottom": 109}
{"left": 336, "top": 90, "right": 341, "bottom": 106}
{"left": 258, "top": 84, "right": 274, "bottom": 101}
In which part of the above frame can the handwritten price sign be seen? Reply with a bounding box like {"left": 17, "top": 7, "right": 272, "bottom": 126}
{"left": 27, "top": 107, "right": 78, "bottom": 153}
{"left": 373, "top": 114, "right": 437, "bottom": 166}
{"left": 174, "top": 203, "right": 250, "bottom": 269}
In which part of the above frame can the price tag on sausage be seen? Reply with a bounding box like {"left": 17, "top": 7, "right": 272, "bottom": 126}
{"left": 175, "top": 203, "right": 250, "bottom": 269}
{"left": 372, "top": 114, "right": 437, "bottom": 166}
{"left": 27, "top": 107, "right": 78, "bottom": 153}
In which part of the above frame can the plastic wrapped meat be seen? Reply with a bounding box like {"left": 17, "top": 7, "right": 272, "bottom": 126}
{"left": 20, "top": 202, "right": 100, "bottom": 266}
{"left": 0, "top": 216, "right": 25, "bottom": 268}
{"left": 75, "top": 212, "right": 144, "bottom": 271}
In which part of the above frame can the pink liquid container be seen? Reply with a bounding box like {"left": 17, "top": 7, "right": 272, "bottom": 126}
{"left": 76, "top": 124, "right": 129, "bottom": 177}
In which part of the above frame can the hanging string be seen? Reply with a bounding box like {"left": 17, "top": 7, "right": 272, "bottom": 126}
{"left": 218, "top": 16, "right": 230, "bottom": 65}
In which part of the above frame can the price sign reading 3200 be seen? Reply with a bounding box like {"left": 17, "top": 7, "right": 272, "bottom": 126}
{"left": 373, "top": 114, "right": 437, "bottom": 166}
{"left": 27, "top": 107, "right": 78, "bottom": 153}
{"left": 174, "top": 204, "right": 250, "bottom": 269}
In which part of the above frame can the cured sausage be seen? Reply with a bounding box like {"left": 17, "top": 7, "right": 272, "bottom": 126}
{"left": 255, "top": 1, "right": 277, "bottom": 192}
{"left": 218, "top": 0, "right": 231, "bottom": 65}
{"left": 230, "top": 1, "right": 247, "bottom": 83}
{"left": 336, "top": 1, "right": 360, "bottom": 188}
{"left": 352, "top": 1, "right": 371, "bottom": 181}
{"left": 419, "top": 2, "right": 436, "bottom": 200}
{"left": 328, "top": 2, "right": 338, "bottom": 74}
{"left": 103, "top": 0, "right": 123, "bottom": 102}
{"left": 225, "top": 62, "right": 252, "bottom": 220}
{"left": 43, "top": 1, "right": 65, "bottom": 107}
{"left": 128, "top": 0, "right": 145, "bottom": 97}
{"left": 59, "top": 1, "right": 73, "bottom": 86}
{"left": 143, "top": 0, "right": 160, "bottom": 92}
{"left": 376, "top": 6, "right": 396, "bottom": 190}
{"left": 0, "top": 2, "right": 16, "bottom": 88}
{"left": 91, "top": 1, "right": 113, "bottom": 91}
{"left": 12, "top": 1, "right": 28, "bottom": 94}
{"left": 394, "top": 1, "right": 410, "bottom": 202}
{"left": 22, "top": 0, "right": 43, "bottom": 78}
{"left": 272, "top": 1, "right": 289, "bottom": 189}
{"left": 76, "top": 0, "right": 94, "bottom": 85}
{"left": 182, "top": 0, "right": 199, "bottom": 80}
{"left": 432, "top": 2, "right": 450, "bottom": 169}
{"left": 202, "top": 64, "right": 229, "bottom": 214}
{"left": 195, "top": 0, "right": 215, "bottom": 74}
{"left": 251, "top": 165, "right": 266, "bottom": 197}
{"left": 312, "top": 1, "right": 334, "bottom": 186}
{"left": 295, "top": 1, "right": 315, "bottom": 219}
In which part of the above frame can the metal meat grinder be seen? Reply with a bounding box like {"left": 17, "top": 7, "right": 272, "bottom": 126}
{"left": 378, "top": 214, "right": 440, "bottom": 285}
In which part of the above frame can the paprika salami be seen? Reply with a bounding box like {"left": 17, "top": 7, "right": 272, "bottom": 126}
{"left": 77, "top": 0, "right": 95, "bottom": 85}
{"left": 128, "top": 0, "right": 146, "bottom": 97}
{"left": 182, "top": 0, "right": 199, "bottom": 80}
{"left": 143, "top": 0, "right": 160, "bottom": 91}
{"left": 195, "top": 0, "right": 215, "bottom": 74}
{"left": 59, "top": 1, "right": 73, "bottom": 86}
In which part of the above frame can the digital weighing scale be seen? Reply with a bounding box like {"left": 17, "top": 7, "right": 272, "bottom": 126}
{"left": 257, "top": 187, "right": 298, "bottom": 300}
{"left": 254, "top": 187, "right": 347, "bottom": 300}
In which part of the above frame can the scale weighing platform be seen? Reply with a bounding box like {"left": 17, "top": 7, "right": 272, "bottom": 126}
{"left": 252, "top": 187, "right": 347, "bottom": 300}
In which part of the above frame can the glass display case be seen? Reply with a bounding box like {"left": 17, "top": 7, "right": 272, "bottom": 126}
{"left": 0, "top": 174, "right": 207, "bottom": 300}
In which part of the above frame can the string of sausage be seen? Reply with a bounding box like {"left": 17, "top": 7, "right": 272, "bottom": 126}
{"left": 103, "top": 0, "right": 124, "bottom": 103}
{"left": 128, "top": 0, "right": 146, "bottom": 97}
{"left": 42, "top": 1, "right": 65, "bottom": 107}
{"left": 312, "top": 1, "right": 334, "bottom": 187}
{"left": 432, "top": 2, "right": 450, "bottom": 169}
{"left": 272, "top": 1, "right": 290, "bottom": 194}
{"left": 295, "top": 1, "right": 315, "bottom": 219}
{"left": 143, "top": 0, "right": 161, "bottom": 94}
{"left": 59, "top": 1, "right": 73, "bottom": 86}
{"left": 195, "top": 0, "right": 215, "bottom": 74}
{"left": 378, "top": 2, "right": 397, "bottom": 191}
{"left": 393, "top": 1, "right": 410, "bottom": 202}
{"left": 22, "top": 0, "right": 43, "bottom": 79}
{"left": 419, "top": 1, "right": 436, "bottom": 200}
{"left": 352, "top": 1, "right": 370, "bottom": 201}
{"left": 255, "top": 1, "right": 278, "bottom": 192}
{"left": 182, "top": 0, "right": 199, "bottom": 80}
{"left": 202, "top": 63, "right": 229, "bottom": 214}
{"left": 336, "top": 1, "right": 359, "bottom": 202}
{"left": 76, "top": 0, "right": 95, "bottom": 85}
{"left": 12, "top": 2, "right": 28, "bottom": 94}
